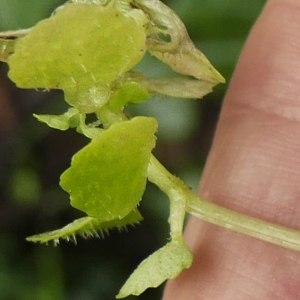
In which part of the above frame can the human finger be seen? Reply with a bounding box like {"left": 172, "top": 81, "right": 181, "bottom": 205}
{"left": 164, "top": 0, "right": 300, "bottom": 299}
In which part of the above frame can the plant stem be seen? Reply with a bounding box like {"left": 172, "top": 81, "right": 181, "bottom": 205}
{"left": 148, "top": 155, "right": 187, "bottom": 240}
{"left": 148, "top": 154, "right": 300, "bottom": 252}
{"left": 187, "top": 196, "right": 300, "bottom": 252}
{"left": 95, "top": 105, "right": 126, "bottom": 127}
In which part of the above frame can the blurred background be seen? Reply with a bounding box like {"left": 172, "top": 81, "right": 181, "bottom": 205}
{"left": 0, "top": 1, "right": 265, "bottom": 299}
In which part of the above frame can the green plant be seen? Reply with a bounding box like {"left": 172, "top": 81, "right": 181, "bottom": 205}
{"left": 1, "top": 0, "right": 300, "bottom": 298}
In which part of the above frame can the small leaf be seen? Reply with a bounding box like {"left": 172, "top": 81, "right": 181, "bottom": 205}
{"left": 34, "top": 114, "right": 74, "bottom": 131}
{"left": 8, "top": 3, "right": 147, "bottom": 91}
{"left": 26, "top": 208, "right": 143, "bottom": 245}
{"left": 116, "top": 239, "right": 193, "bottom": 298}
{"left": 33, "top": 108, "right": 80, "bottom": 130}
{"left": 34, "top": 108, "right": 103, "bottom": 139}
{"left": 135, "top": 0, "right": 225, "bottom": 83}
{"left": 60, "top": 117, "right": 157, "bottom": 221}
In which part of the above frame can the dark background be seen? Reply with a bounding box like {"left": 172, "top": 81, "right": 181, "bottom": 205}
{"left": 0, "top": 1, "right": 265, "bottom": 299}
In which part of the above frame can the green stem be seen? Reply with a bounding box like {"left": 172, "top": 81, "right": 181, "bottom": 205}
{"left": 147, "top": 156, "right": 187, "bottom": 240}
{"left": 95, "top": 105, "right": 126, "bottom": 128}
{"left": 148, "top": 154, "right": 300, "bottom": 252}
{"left": 187, "top": 196, "right": 300, "bottom": 252}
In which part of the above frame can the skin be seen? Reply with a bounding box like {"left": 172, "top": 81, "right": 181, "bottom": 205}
{"left": 163, "top": 0, "right": 300, "bottom": 299}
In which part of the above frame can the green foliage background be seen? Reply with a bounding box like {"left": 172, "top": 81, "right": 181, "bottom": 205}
{"left": 0, "top": 0, "right": 265, "bottom": 299}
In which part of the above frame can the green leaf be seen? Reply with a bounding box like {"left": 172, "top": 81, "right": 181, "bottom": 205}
{"left": 135, "top": 0, "right": 225, "bottom": 83}
{"left": 60, "top": 116, "right": 157, "bottom": 221}
{"left": 34, "top": 108, "right": 103, "bottom": 139}
{"left": 116, "top": 239, "right": 193, "bottom": 298}
{"left": 8, "top": 3, "right": 147, "bottom": 91}
{"left": 33, "top": 108, "right": 79, "bottom": 131}
{"left": 108, "top": 81, "right": 150, "bottom": 111}
{"left": 26, "top": 208, "right": 143, "bottom": 245}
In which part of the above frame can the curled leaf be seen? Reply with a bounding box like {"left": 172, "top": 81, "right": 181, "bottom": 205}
{"left": 60, "top": 117, "right": 157, "bottom": 221}
{"left": 26, "top": 209, "right": 143, "bottom": 245}
{"left": 117, "top": 239, "right": 193, "bottom": 298}
{"left": 34, "top": 108, "right": 102, "bottom": 139}
{"left": 33, "top": 108, "right": 79, "bottom": 131}
{"left": 134, "top": 0, "right": 225, "bottom": 83}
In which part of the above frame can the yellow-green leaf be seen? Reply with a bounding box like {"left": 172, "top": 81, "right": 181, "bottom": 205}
{"left": 117, "top": 239, "right": 193, "bottom": 298}
{"left": 26, "top": 209, "right": 143, "bottom": 245}
{"left": 8, "top": 3, "right": 147, "bottom": 91}
{"left": 60, "top": 117, "right": 157, "bottom": 221}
